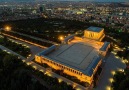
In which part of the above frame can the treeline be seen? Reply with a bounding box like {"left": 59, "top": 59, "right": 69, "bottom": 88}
{"left": 13, "top": 29, "right": 62, "bottom": 43}
{"left": 1, "top": 17, "right": 129, "bottom": 46}
{"left": 117, "top": 48, "right": 129, "bottom": 60}
{"left": 0, "top": 18, "right": 87, "bottom": 31}
{"left": 0, "top": 49, "right": 47, "bottom": 90}
{"left": 0, "top": 36, "right": 31, "bottom": 57}
{"left": 112, "top": 68, "right": 129, "bottom": 90}
{"left": 2, "top": 31, "right": 53, "bottom": 47}
{"left": 35, "top": 61, "right": 89, "bottom": 87}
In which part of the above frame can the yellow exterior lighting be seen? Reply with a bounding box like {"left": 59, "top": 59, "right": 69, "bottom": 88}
{"left": 58, "top": 78, "right": 63, "bottom": 83}
{"left": 76, "top": 88, "right": 82, "bottom": 90}
{"left": 27, "top": 62, "right": 31, "bottom": 65}
{"left": 59, "top": 36, "right": 64, "bottom": 41}
{"left": 115, "top": 56, "right": 119, "bottom": 59}
{"left": 122, "top": 60, "right": 125, "bottom": 64}
{"left": 40, "top": 69, "right": 44, "bottom": 72}
{"left": 5, "top": 26, "right": 11, "bottom": 31}
{"left": 109, "top": 78, "right": 114, "bottom": 83}
{"left": 111, "top": 71, "right": 116, "bottom": 75}
{"left": 118, "top": 69, "right": 124, "bottom": 72}
{"left": 73, "top": 83, "right": 77, "bottom": 88}
{"left": 106, "top": 86, "right": 111, "bottom": 90}
{"left": 47, "top": 73, "right": 52, "bottom": 77}
{"left": 32, "top": 65, "right": 37, "bottom": 69}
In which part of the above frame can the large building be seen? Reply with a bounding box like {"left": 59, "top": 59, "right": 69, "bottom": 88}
{"left": 35, "top": 26, "right": 110, "bottom": 86}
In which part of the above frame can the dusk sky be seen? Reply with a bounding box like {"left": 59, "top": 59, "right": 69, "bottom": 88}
{"left": 0, "top": 0, "right": 129, "bottom": 2}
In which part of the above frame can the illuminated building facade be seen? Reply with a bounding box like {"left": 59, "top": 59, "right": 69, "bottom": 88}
{"left": 35, "top": 26, "right": 110, "bottom": 85}
{"left": 84, "top": 26, "right": 105, "bottom": 41}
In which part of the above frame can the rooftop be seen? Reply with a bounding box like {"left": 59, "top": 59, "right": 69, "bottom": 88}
{"left": 100, "top": 42, "right": 110, "bottom": 51}
{"left": 40, "top": 39, "right": 102, "bottom": 76}
{"left": 86, "top": 26, "right": 103, "bottom": 32}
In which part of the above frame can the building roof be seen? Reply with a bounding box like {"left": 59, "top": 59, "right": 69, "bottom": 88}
{"left": 86, "top": 26, "right": 103, "bottom": 32}
{"left": 85, "top": 56, "right": 101, "bottom": 76}
{"left": 63, "top": 34, "right": 75, "bottom": 43}
{"left": 100, "top": 42, "right": 110, "bottom": 51}
{"left": 39, "top": 42, "right": 101, "bottom": 77}
{"left": 38, "top": 45, "right": 56, "bottom": 56}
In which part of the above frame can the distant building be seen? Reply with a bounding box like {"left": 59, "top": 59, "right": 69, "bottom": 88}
{"left": 35, "top": 26, "right": 110, "bottom": 86}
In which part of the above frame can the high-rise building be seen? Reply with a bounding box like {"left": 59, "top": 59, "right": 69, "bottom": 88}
{"left": 39, "top": 5, "right": 46, "bottom": 13}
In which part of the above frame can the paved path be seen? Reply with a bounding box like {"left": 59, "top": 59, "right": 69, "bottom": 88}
{"left": 95, "top": 53, "right": 126, "bottom": 90}
{"left": 11, "top": 31, "right": 57, "bottom": 44}
{"left": 0, "top": 45, "right": 26, "bottom": 60}
{"left": 2, "top": 33, "right": 47, "bottom": 48}
{"left": 29, "top": 61, "right": 89, "bottom": 90}
{"left": 8, "top": 38, "right": 44, "bottom": 61}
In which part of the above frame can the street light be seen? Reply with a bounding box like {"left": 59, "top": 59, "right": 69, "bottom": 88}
{"left": 59, "top": 36, "right": 64, "bottom": 41}
{"left": 111, "top": 71, "right": 116, "bottom": 75}
{"left": 109, "top": 78, "right": 114, "bottom": 83}
{"left": 5, "top": 26, "right": 11, "bottom": 31}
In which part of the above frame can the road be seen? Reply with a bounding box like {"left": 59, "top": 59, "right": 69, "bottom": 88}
{"left": 95, "top": 53, "right": 126, "bottom": 90}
